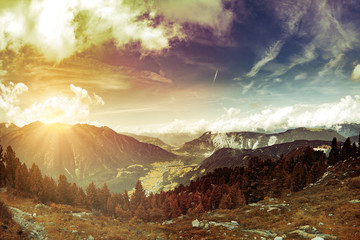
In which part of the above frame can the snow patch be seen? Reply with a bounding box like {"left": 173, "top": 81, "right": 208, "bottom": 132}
{"left": 268, "top": 136, "right": 277, "bottom": 146}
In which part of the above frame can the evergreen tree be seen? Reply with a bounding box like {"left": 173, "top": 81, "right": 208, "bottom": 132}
{"left": 57, "top": 174, "right": 71, "bottom": 205}
{"left": 130, "top": 180, "right": 146, "bottom": 211}
{"left": 134, "top": 203, "right": 149, "bottom": 221}
{"left": 29, "top": 163, "right": 43, "bottom": 197}
{"left": 75, "top": 187, "right": 87, "bottom": 208}
{"left": 341, "top": 137, "right": 351, "bottom": 160}
{"left": 352, "top": 142, "right": 357, "bottom": 158}
{"left": 0, "top": 146, "right": 6, "bottom": 186}
{"left": 328, "top": 137, "right": 339, "bottom": 165}
{"left": 4, "top": 146, "right": 20, "bottom": 187}
{"left": 15, "top": 163, "right": 29, "bottom": 193}
{"left": 40, "top": 176, "right": 57, "bottom": 203}
{"left": 219, "top": 193, "right": 232, "bottom": 209}
{"left": 97, "top": 183, "right": 111, "bottom": 213}
{"left": 290, "top": 162, "right": 307, "bottom": 192}
{"left": 86, "top": 182, "right": 99, "bottom": 210}
{"left": 358, "top": 132, "right": 360, "bottom": 157}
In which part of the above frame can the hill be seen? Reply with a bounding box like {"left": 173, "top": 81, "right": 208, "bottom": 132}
{"left": 1, "top": 155, "right": 358, "bottom": 239}
{"left": 0, "top": 122, "right": 175, "bottom": 192}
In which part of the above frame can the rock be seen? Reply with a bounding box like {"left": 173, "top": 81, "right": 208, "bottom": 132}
{"left": 204, "top": 223, "right": 209, "bottom": 229}
{"left": 318, "top": 222, "right": 324, "bottom": 226}
{"left": 242, "top": 229, "right": 276, "bottom": 238}
{"left": 298, "top": 225, "right": 312, "bottom": 233}
{"left": 231, "top": 220, "right": 239, "bottom": 225}
{"left": 32, "top": 213, "right": 36, "bottom": 217}
{"left": 35, "top": 204, "right": 49, "bottom": 209}
{"left": 349, "top": 199, "right": 360, "bottom": 204}
{"left": 311, "top": 237, "right": 324, "bottom": 240}
{"left": 289, "top": 230, "right": 337, "bottom": 239}
{"left": 162, "top": 220, "right": 175, "bottom": 225}
{"left": 267, "top": 207, "right": 279, "bottom": 212}
{"left": 87, "top": 235, "right": 95, "bottom": 240}
{"left": 274, "top": 237, "right": 283, "bottom": 240}
{"left": 72, "top": 230, "right": 78, "bottom": 234}
{"left": 192, "top": 219, "right": 200, "bottom": 228}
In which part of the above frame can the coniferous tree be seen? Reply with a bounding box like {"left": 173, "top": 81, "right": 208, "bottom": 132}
{"left": 97, "top": 183, "right": 111, "bottom": 213}
{"left": 15, "top": 163, "right": 29, "bottom": 193}
{"left": 0, "top": 146, "right": 6, "bottom": 186}
{"left": 75, "top": 187, "right": 87, "bottom": 208}
{"left": 358, "top": 132, "right": 360, "bottom": 157}
{"left": 29, "top": 163, "right": 43, "bottom": 197}
{"left": 352, "top": 142, "right": 357, "bottom": 158}
{"left": 130, "top": 180, "right": 146, "bottom": 211}
{"left": 290, "top": 162, "right": 307, "bottom": 192}
{"left": 4, "top": 146, "right": 20, "bottom": 188}
{"left": 219, "top": 193, "right": 232, "bottom": 209}
{"left": 328, "top": 137, "right": 339, "bottom": 165}
{"left": 57, "top": 174, "right": 71, "bottom": 205}
{"left": 40, "top": 176, "right": 57, "bottom": 203}
{"left": 341, "top": 137, "right": 351, "bottom": 160}
{"left": 86, "top": 182, "right": 99, "bottom": 210}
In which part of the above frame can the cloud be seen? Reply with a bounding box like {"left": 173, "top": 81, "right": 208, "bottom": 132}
{"left": 246, "top": 40, "right": 283, "bottom": 77}
{"left": 294, "top": 72, "right": 307, "bottom": 81}
{"left": 0, "top": 0, "right": 235, "bottom": 62}
{"left": 265, "top": 1, "right": 358, "bottom": 78}
{"left": 318, "top": 53, "right": 345, "bottom": 77}
{"left": 352, "top": 64, "right": 360, "bottom": 81}
{"left": 132, "top": 95, "right": 360, "bottom": 134}
{"left": 0, "top": 81, "right": 104, "bottom": 126}
{"left": 154, "top": 0, "right": 234, "bottom": 36}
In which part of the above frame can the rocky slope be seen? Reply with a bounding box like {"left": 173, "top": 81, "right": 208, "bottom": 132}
{"left": 331, "top": 123, "right": 360, "bottom": 138}
{"left": 189, "top": 140, "right": 331, "bottom": 180}
{"left": 0, "top": 122, "right": 175, "bottom": 192}
{"left": 1, "top": 157, "right": 359, "bottom": 240}
{"left": 180, "top": 128, "right": 345, "bottom": 155}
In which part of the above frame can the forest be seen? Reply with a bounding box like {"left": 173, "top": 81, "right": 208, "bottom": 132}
{"left": 0, "top": 137, "right": 358, "bottom": 223}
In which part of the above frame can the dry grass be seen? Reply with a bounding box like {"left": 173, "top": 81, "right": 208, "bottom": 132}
{"left": 0, "top": 158, "right": 359, "bottom": 240}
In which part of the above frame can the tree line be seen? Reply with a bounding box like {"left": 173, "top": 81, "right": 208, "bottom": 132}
{"left": 0, "top": 136, "right": 358, "bottom": 222}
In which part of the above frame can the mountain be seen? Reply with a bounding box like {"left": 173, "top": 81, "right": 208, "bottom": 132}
{"left": 0, "top": 122, "right": 175, "bottom": 191}
{"left": 196, "top": 140, "right": 332, "bottom": 176}
{"left": 120, "top": 132, "right": 173, "bottom": 151}
{"left": 0, "top": 123, "right": 19, "bottom": 138}
{"left": 179, "top": 127, "right": 345, "bottom": 155}
{"left": 331, "top": 123, "right": 360, "bottom": 138}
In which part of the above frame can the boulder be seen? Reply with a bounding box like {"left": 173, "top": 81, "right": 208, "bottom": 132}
{"left": 192, "top": 219, "right": 200, "bottom": 228}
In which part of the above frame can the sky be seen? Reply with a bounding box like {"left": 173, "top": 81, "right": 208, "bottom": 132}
{"left": 0, "top": 0, "right": 360, "bottom": 135}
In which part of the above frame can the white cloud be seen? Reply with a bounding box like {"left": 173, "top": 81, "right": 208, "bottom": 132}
{"left": 318, "top": 53, "right": 345, "bottom": 77}
{"left": 294, "top": 72, "right": 307, "bottom": 81}
{"left": 352, "top": 64, "right": 360, "bottom": 81}
{"left": 154, "top": 0, "right": 234, "bottom": 36}
{"left": 132, "top": 95, "right": 360, "bottom": 134}
{"left": 0, "top": 0, "right": 235, "bottom": 62}
{"left": 246, "top": 40, "right": 283, "bottom": 77}
{"left": 0, "top": 81, "right": 104, "bottom": 126}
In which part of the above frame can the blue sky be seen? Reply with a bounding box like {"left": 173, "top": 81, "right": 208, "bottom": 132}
{"left": 0, "top": 0, "right": 359, "bottom": 134}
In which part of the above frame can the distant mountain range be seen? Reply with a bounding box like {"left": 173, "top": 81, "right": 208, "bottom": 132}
{"left": 0, "top": 121, "right": 357, "bottom": 193}
{"left": 331, "top": 123, "right": 360, "bottom": 138}
{"left": 179, "top": 127, "right": 345, "bottom": 155}
{"left": 0, "top": 122, "right": 175, "bottom": 192}
{"left": 120, "top": 132, "right": 173, "bottom": 151}
{"left": 196, "top": 140, "right": 332, "bottom": 176}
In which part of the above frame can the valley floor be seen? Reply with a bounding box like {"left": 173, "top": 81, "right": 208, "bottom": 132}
{"left": 0, "top": 159, "right": 359, "bottom": 240}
